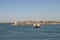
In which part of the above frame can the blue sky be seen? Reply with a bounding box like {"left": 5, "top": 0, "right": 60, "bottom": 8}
{"left": 0, "top": 0, "right": 60, "bottom": 22}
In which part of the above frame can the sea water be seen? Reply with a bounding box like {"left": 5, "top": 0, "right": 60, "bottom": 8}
{"left": 0, "top": 23, "right": 60, "bottom": 40}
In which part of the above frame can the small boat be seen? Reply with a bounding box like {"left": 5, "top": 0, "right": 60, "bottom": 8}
{"left": 33, "top": 24, "right": 40, "bottom": 28}
{"left": 34, "top": 25, "right": 40, "bottom": 28}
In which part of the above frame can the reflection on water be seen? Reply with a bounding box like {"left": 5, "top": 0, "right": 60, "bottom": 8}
{"left": 0, "top": 23, "right": 60, "bottom": 40}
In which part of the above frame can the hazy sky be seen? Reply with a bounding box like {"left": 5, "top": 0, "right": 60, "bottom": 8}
{"left": 0, "top": 0, "right": 60, "bottom": 22}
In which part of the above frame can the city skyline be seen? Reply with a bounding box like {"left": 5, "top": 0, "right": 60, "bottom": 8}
{"left": 0, "top": 0, "right": 60, "bottom": 22}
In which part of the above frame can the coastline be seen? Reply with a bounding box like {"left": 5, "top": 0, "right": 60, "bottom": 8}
{"left": 11, "top": 21, "right": 60, "bottom": 26}
{"left": 0, "top": 21, "right": 60, "bottom": 25}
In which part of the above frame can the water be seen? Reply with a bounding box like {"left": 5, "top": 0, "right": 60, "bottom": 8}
{"left": 0, "top": 23, "right": 60, "bottom": 40}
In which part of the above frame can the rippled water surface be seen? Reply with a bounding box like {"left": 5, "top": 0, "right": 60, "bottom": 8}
{"left": 0, "top": 23, "right": 60, "bottom": 40}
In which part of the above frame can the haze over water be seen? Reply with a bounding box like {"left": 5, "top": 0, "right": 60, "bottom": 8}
{"left": 0, "top": 23, "right": 60, "bottom": 40}
{"left": 0, "top": 0, "right": 60, "bottom": 40}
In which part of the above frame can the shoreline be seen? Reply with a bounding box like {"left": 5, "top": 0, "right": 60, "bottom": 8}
{"left": 0, "top": 21, "right": 60, "bottom": 25}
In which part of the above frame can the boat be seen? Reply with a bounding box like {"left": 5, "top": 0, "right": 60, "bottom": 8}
{"left": 33, "top": 24, "right": 40, "bottom": 28}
